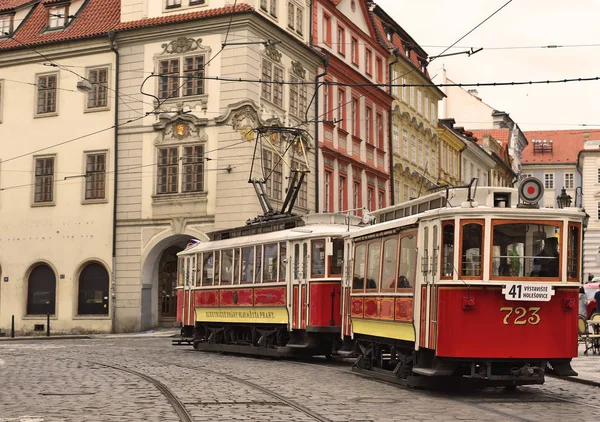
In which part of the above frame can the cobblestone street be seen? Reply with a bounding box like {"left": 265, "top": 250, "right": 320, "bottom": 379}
{"left": 0, "top": 335, "right": 599, "bottom": 421}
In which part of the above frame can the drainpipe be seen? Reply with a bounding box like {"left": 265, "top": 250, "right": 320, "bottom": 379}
{"left": 388, "top": 49, "right": 400, "bottom": 205}
{"left": 314, "top": 56, "right": 329, "bottom": 213}
{"left": 108, "top": 30, "right": 119, "bottom": 334}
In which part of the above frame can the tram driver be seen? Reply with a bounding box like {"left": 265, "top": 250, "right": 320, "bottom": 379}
{"left": 530, "top": 237, "right": 559, "bottom": 278}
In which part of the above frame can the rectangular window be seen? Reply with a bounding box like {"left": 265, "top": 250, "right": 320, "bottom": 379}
{"left": 544, "top": 173, "right": 554, "bottom": 189}
{"left": 430, "top": 102, "right": 436, "bottom": 123}
{"left": 441, "top": 222, "right": 454, "bottom": 279}
{"left": 367, "top": 186, "right": 374, "bottom": 211}
{"left": 351, "top": 36, "right": 358, "bottom": 65}
{"left": 376, "top": 57, "right": 383, "bottom": 83}
{"left": 37, "top": 74, "right": 57, "bottom": 115}
{"left": 381, "top": 237, "right": 398, "bottom": 291}
{"left": 418, "top": 140, "right": 423, "bottom": 168}
{"left": 365, "top": 48, "right": 372, "bottom": 75}
{"left": 391, "top": 69, "right": 399, "bottom": 97}
{"left": 403, "top": 184, "right": 408, "bottom": 202}
{"left": 241, "top": 247, "right": 255, "bottom": 283}
{"left": 48, "top": 5, "right": 68, "bottom": 28}
{"left": 261, "top": 59, "right": 283, "bottom": 107}
{"left": 353, "top": 181, "right": 360, "bottom": 212}
{"left": 324, "top": 171, "right": 331, "bottom": 212}
{"left": 158, "top": 59, "right": 179, "bottom": 99}
{"left": 393, "top": 124, "right": 400, "bottom": 154}
{"left": 376, "top": 113, "right": 383, "bottom": 149}
{"left": 87, "top": 67, "right": 108, "bottom": 109}
{"left": 184, "top": 56, "right": 205, "bottom": 96}
{"left": 401, "top": 77, "right": 407, "bottom": 102}
{"left": 597, "top": 168, "right": 600, "bottom": 183}
{"left": 262, "top": 149, "right": 282, "bottom": 200}
{"left": 402, "top": 129, "right": 408, "bottom": 158}
{"left": 270, "top": 0, "right": 277, "bottom": 17}
{"left": 338, "top": 88, "right": 346, "bottom": 130}
{"left": 410, "top": 84, "right": 415, "bottom": 108}
{"left": 167, "top": 0, "right": 181, "bottom": 7}
{"left": 424, "top": 96, "right": 429, "bottom": 118}
{"left": 365, "top": 106, "right": 372, "bottom": 144}
{"left": 34, "top": 157, "right": 54, "bottom": 203}
{"left": 85, "top": 152, "right": 106, "bottom": 200}
{"left": 289, "top": 75, "right": 307, "bottom": 119}
{"left": 323, "top": 82, "right": 330, "bottom": 121}
{"left": 339, "top": 176, "right": 345, "bottom": 211}
{"left": 394, "top": 180, "right": 400, "bottom": 204}
{"left": 352, "top": 97, "right": 359, "bottom": 136}
{"left": 221, "top": 249, "right": 233, "bottom": 285}
{"left": 182, "top": 145, "right": 204, "bottom": 192}
{"left": 411, "top": 135, "right": 416, "bottom": 163}
{"left": 460, "top": 220, "right": 484, "bottom": 278}
{"left": 0, "top": 14, "right": 13, "bottom": 36}
{"left": 323, "top": 13, "right": 331, "bottom": 45}
{"left": 292, "top": 160, "right": 307, "bottom": 208}
{"left": 424, "top": 149, "right": 429, "bottom": 171}
{"left": 567, "top": 223, "right": 580, "bottom": 281}
{"left": 337, "top": 26, "right": 345, "bottom": 55}
{"left": 287, "top": 2, "right": 303, "bottom": 35}
{"left": 417, "top": 90, "right": 422, "bottom": 114}
{"left": 263, "top": 244, "right": 278, "bottom": 282}
{"left": 366, "top": 240, "right": 381, "bottom": 290}
{"left": 260, "top": 0, "right": 267, "bottom": 11}
{"left": 157, "top": 147, "right": 179, "bottom": 194}
{"left": 312, "top": 239, "right": 326, "bottom": 277}
{"left": 565, "top": 173, "right": 574, "bottom": 189}
{"left": 398, "top": 234, "right": 416, "bottom": 288}
{"left": 353, "top": 243, "right": 366, "bottom": 290}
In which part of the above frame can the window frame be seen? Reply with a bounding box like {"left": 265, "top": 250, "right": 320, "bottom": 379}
{"left": 157, "top": 54, "right": 206, "bottom": 101}
{"left": 564, "top": 172, "right": 574, "bottom": 189}
{"left": 26, "top": 264, "right": 57, "bottom": 316}
{"left": 0, "top": 14, "right": 13, "bottom": 37}
{"left": 35, "top": 72, "right": 58, "bottom": 117}
{"left": 365, "top": 239, "right": 381, "bottom": 291}
{"left": 47, "top": 5, "right": 69, "bottom": 29}
{"left": 351, "top": 36, "right": 359, "bottom": 66}
{"left": 286, "top": 1, "right": 303, "bottom": 36}
{"left": 567, "top": 222, "right": 581, "bottom": 282}
{"left": 544, "top": 173, "right": 554, "bottom": 189}
{"left": 440, "top": 220, "right": 455, "bottom": 280}
{"left": 166, "top": 0, "right": 182, "bottom": 8}
{"left": 459, "top": 219, "right": 485, "bottom": 280}
{"left": 489, "top": 219, "right": 563, "bottom": 282}
{"left": 261, "top": 58, "right": 284, "bottom": 108}
{"left": 155, "top": 144, "right": 205, "bottom": 196}
{"left": 77, "top": 262, "right": 110, "bottom": 316}
{"left": 32, "top": 155, "right": 56, "bottom": 206}
{"left": 337, "top": 25, "right": 345, "bottom": 55}
{"left": 323, "top": 12, "right": 332, "bottom": 46}
{"left": 380, "top": 235, "right": 399, "bottom": 292}
{"left": 83, "top": 150, "right": 108, "bottom": 203}
{"left": 85, "top": 66, "right": 110, "bottom": 111}
{"left": 397, "top": 231, "right": 417, "bottom": 292}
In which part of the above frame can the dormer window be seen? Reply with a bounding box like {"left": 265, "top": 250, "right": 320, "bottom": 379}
{"left": 48, "top": 5, "right": 69, "bottom": 29}
{"left": 0, "top": 14, "right": 13, "bottom": 37}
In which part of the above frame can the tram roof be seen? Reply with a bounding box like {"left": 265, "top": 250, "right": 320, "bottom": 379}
{"left": 179, "top": 222, "right": 361, "bottom": 256}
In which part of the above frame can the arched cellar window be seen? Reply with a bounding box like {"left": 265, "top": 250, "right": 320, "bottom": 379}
{"left": 78, "top": 262, "right": 109, "bottom": 315}
{"left": 27, "top": 264, "right": 56, "bottom": 315}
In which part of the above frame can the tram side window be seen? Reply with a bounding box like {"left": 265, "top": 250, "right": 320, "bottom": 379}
{"left": 178, "top": 257, "right": 185, "bottom": 286}
{"left": 491, "top": 221, "right": 562, "bottom": 279}
{"left": 214, "top": 251, "right": 220, "bottom": 285}
{"left": 255, "top": 246, "right": 263, "bottom": 283}
{"left": 233, "top": 248, "right": 241, "bottom": 284}
{"left": 241, "top": 247, "right": 255, "bottom": 283}
{"left": 460, "top": 222, "right": 483, "bottom": 278}
{"left": 381, "top": 237, "right": 398, "bottom": 291}
{"left": 353, "top": 243, "right": 366, "bottom": 290}
{"left": 263, "top": 243, "right": 278, "bottom": 282}
{"left": 312, "top": 239, "right": 326, "bottom": 277}
{"left": 221, "top": 249, "right": 233, "bottom": 285}
{"left": 195, "top": 254, "right": 202, "bottom": 285}
{"left": 202, "top": 252, "right": 214, "bottom": 285}
{"left": 441, "top": 222, "right": 454, "bottom": 278}
{"left": 191, "top": 255, "right": 197, "bottom": 286}
{"left": 366, "top": 241, "right": 381, "bottom": 290}
{"left": 279, "top": 242, "right": 287, "bottom": 281}
{"left": 329, "top": 239, "right": 344, "bottom": 276}
{"left": 398, "top": 235, "right": 416, "bottom": 288}
{"left": 185, "top": 257, "right": 191, "bottom": 286}
{"left": 568, "top": 223, "right": 580, "bottom": 281}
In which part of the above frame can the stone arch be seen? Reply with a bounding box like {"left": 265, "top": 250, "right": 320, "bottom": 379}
{"left": 140, "top": 229, "right": 207, "bottom": 330}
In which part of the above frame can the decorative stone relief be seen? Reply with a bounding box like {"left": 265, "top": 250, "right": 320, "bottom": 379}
{"left": 231, "top": 106, "right": 259, "bottom": 131}
{"left": 291, "top": 60, "right": 306, "bottom": 79}
{"left": 161, "top": 37, "right": 204, "bottom": 55}
{"left": 264, "top": 45, "right": 282, "bottom": 63}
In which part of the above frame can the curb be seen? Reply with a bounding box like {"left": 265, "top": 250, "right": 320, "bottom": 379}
{"left": 0, "top": 335, "right": 91, "bottom": 342}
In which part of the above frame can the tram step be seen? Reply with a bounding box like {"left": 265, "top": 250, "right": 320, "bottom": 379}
{"left": 412, "top": 366, "right": 455, "bottom": 377}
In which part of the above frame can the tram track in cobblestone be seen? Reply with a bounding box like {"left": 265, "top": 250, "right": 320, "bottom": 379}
{"left": 92, "top": 362, "right": 194, "bottom": 422}
{"left": 286, "top": 357, "right": 600, "bottom": 421}
{"left": 171, "top": 362, "right": 333, "bottom": 422}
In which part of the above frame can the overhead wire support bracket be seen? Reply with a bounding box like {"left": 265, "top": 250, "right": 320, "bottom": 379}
{"left": 429, "top": 47, "right": 483, "bottom": 60}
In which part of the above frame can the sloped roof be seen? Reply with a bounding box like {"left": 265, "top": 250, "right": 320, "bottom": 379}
{"left": 0, "top": 0, "right": 35, "bottom": 12}
{"left": 0, "top": 0, "right": 120, "bottom": 51}
{"left": 469, "top": 129, "right": 510, "bottom": 148}
{"left": 115, "top": 4, "right": 253, "bottom": 32}
{"left": 522, "top": 130, "right": 600, "bottom": 165}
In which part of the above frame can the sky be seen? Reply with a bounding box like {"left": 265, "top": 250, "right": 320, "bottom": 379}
{"left": 375, "top": 0, "right": 600, "bottom": 131}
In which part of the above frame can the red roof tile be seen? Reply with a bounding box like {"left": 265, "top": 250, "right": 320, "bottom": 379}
{"left": 115, "top": 4, "right": 253, "bottom": 32}
{"left": 0, "top": 0, "right": 34, "bottom": 12}
{"left": 0, "top": 0, "right": 120, "bottom": 50}
{"left": 522, "top": 130, "right": 600, "bottom": 165}
{"left": 469, "top": 129, "right": 510, "bottom": 151}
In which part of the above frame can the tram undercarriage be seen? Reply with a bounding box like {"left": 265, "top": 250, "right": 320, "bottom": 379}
{"left": 191, "top": 322, "right": 338, "bottom": 358}
{"left": 351, "top": 336, "right": 575, "bottom": 388}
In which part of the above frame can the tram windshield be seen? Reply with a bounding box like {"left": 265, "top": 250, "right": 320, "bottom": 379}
{"left": 491, "top": 221, "right": 562, "bottom": 279}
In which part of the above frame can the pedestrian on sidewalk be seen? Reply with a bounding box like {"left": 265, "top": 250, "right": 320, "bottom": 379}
{"left": 595, "top": 287, "right": 600, "bottom": 315}
{"left": 580, "top": 287, "right": 589, "bottom": 318}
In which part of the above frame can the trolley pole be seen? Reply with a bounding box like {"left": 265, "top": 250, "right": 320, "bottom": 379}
{"left": 46, "top": 313, "right": 50, "bottom": 337}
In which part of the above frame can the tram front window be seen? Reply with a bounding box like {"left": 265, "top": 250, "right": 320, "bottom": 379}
{"left": 492, "top": 221, "right": 562, "bottom": 279}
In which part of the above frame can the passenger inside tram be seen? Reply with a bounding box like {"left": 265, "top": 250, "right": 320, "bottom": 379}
{"left": 530, "top": 237, "right": 559, "bottom": 278}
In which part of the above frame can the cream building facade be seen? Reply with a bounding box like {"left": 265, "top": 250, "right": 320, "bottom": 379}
{"left": 370, "top": 7, "right": 444, "bottom": 204}
{"left": 0, "top": 0, "right": 119, "bottom": 334}
{"left": 112, "top": 1, "right": 320, "bottom": 331}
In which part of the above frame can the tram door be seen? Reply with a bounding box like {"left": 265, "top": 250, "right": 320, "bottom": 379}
{"left": 291, "top": 240, "right": 309, "bottom": 329}
{"left": 419, "top": 224, "right": 439, "bottom": 350}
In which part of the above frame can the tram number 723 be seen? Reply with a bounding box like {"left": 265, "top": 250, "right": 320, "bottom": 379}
{"left": 500, "top": 307, "right": 541, "bottom": 326}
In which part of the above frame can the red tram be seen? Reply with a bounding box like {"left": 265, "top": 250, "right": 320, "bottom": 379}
{"left": 176, "top": 178, "right": 585, "bottom": 387}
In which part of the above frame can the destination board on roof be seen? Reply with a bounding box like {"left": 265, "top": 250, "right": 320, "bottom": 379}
{"left": 502, "top": 283, "right": 554, "bottom": 302}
